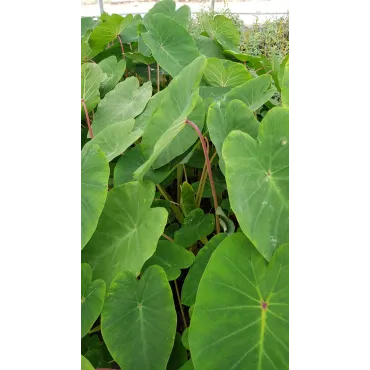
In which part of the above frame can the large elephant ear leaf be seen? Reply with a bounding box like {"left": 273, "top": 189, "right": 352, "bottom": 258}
{"left": 91, "top": 77, "right": 152, "bottom": 136}
{"left": 142, "top": 13, "right": 199, "bottom": 77}
{"left": 98, "top": 56, "right": 126, "bottom": 96}
{"left": 222, "top": 74, "right": 276, "bottom": 111}
{"left": 204, "top": 58, "right": 252, "bottom": 88}
{"left": 89, "top": 14, "right": 133, "bottom": 53}
{"left": 81, "top": 63, "right": 103, "bottom": 114}
{"left": 134, "top": 56, "right": 207, "bottom": 180}
{"left": 81, "top": 181, "right": 168, "bottom": 285}
{"left": 189, "top": 233, "right": 289, "bottom": 370}
{"left": 207, "top": 99, "right": 259, "bottom": 174}
{"left": 81, "top": 144, "right": 110, "bottom": 249}
{"left": 101, "top": 266, "right": 177, "bottom": 370}
{"left": 223, "top": 107, "right": 289, "bottom": 261}
{"left": 81, "top": 263, "right": 106, "bottom": 338}
{"left": 203, "top": 14, "right": 240, "bottom": 50}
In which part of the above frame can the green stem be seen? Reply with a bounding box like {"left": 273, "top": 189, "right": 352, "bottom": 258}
{"left": 88, "top": 324, "right": 101, "bottom": 334}
{"left": 174, "top": 280, "right": 188, "bottom": 329}
{"left": 177, "top": 165, "right": 183, "bottom": 204}
{"left": 156, "top": 184, "right": 184, "bottom": 224}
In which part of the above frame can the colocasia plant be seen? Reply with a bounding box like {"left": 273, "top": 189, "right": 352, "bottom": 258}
{"left": 81, "top": 1, "right": 289, "bottom": 369}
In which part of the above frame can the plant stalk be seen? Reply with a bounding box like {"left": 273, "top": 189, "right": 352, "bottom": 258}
{"left": 156, "top": 184, "right": 184, "bottom": 224}
{"left": 157, "top": 63, "right": 160, "bottom": 92}
{"left": 174, "top": 279, "right": 188, "bottom": 329}
{"left": 177, "top": 165, "right": 183, "bottom": 203}
{"left": 185, "top": 119, "right": 220, "bottom": 234}
{"left": 81, "top": 99, "right": 94, "bottom": 138}
{"left": 147, "top": 64, "right": 151, "bottom": 82}
{"left": 116, "top": 35, "right": 125, "bottom": 58}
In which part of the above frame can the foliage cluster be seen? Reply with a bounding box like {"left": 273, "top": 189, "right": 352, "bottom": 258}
{"left": 81, "top": 1, "right": 289, "bottom": 369}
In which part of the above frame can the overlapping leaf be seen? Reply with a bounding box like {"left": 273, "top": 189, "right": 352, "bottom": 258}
{"left": 189, "top": 233, "right": 289, "bottom": 370}
{"left": 85, "top": 119, "right": 142, "bottom": 162}
{"left": 92, "top": 77, "right": 152, "bottom": 135}
{"left": 222, "top": 74, "right": 276, "bottom": 111}
{"left": 81, "top": 63, "right": 103, "bottom": 114}
{"left": 142, "top": 240, "right": 195, "bottom": 280}
{"left": 81, "top": 263, "right": 106, "bottom": 338}
{"left": 101, "top": 266, "right": 177, "bottom": 370}
{"left": 207, "top": 99, "right": 259, "bottom": 174}
{"left": 98, "top": 56, "right": 126, "bottom": 96}
{"left": 180, "top": 181, "right": 196, "bottom": 215}
{"left": 167, "top": 333, "right": 188, "bottom": 370}
{"left": 204, "top": 58, "right": 252, "bottom": 87}
{"left": 142, "top": 13, "right": 199, "bottom": 77}
{"left": 81, "top": 144, "right": 109, "bottom": 249}
{"left": 181, "top": 234, "right": 227, "bottom": 306}
{"left": 174, "top": 208, "right": 215, "bottom": 248}
{"left": 223, "top": 107, "right": 289, "bottom": 260}
{"left": 134, "top": 56, "right": 207, "bottom": 179}
{"left": 81, "top": 181, "right": 168, "bottom": 284}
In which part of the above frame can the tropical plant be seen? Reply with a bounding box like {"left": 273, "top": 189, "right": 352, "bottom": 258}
{"left": 81, "top": 1, "right": 289, "bottom": 369}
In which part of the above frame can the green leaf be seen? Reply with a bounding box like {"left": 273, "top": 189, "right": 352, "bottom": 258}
{"left": 223, "top": 75, "right": 276, "bottom": 111}
{"left": 119, "top": 14, "right": 143, "bottom": 43}
{"left": 222, "top": 107, "right": 289, "bottom": 261}
{"left": 81, "top": 263, "right": 106, "bottom": 338}
{"left": 278, "top": 54, "right": 289, "bottom": 89}
{"left": 114, "top": 145, "right": 174, "bottom": 186}
{"left": 81, "top": 144, "right": 110, "bottom": 249}
{"left": 81, "top": 181, "right": 168, "bottom": 284}
{"left": 142, "top": 240, "right": 195, "bottom": 280}
{"left": 86, "top": 119, "right": 142, "bottom": 162}
{"left": 81, "top": 355, "right": 95, "bottom": 370}
{"left": 142, "top": 13, "right": 200, "bottom": 77}
{"left": 204, "top": 59, "right": 252, "bottom": 88}
{"left": 207, "top": 99, "right": 259, "bottom": 174}
{"left": 92, "top": 77, "right": 152, "bottom": 136}
{"left": 101, "top": 266, "right": 177, "bottom": 370}
{"left": 281, "top": 60, "right": 289, "bottom": 107}
{"left": 134, "top": 56, "right": 207, "bottom": 179}
{"left": 182, "top": 327, "right": 190, "bottom": 350}
{"left": 81, "top": 17, "right": 99, "bottom": 38}
{"left": 180, "top": 181, "right": 196, "bottom": 215}
{"left": 223, "top": 50, "right": 262, "bottom": 65}
{"left": 181, "top": 234, "right": 227, "bottom": 306}
{"left": 81, "top": 63, "right": 103, "bottom": 114}
{"left": 143, "top": 0, "right": 191, "bottom": 29}
{"left": 189, "top": 233, "right": 289, "bottom": 370}
{"left": 98, "top": 56, "right": 126, "bottom": 96}
{"left": 167, "top": 332, "right": 188, "bottom": 370}
{"left": 180, "top": 360, "right": 194, "bottom": 370}
{"left": 194, "top": 35, "right": 225, "bottom": 59}
{"left": 134, "top": 89, "right": 167, "bottom": 131}
{"left": 174, "top": 208, "right": 215, "bottom": 248}
{"left": 216, "top": 207, "right": 235, "bottom": 235}
{"left": 203, "top": 15, "right": 240, "bottom": 50}
{"left": 89, "top": 14, "right": 133, "bottom": 53}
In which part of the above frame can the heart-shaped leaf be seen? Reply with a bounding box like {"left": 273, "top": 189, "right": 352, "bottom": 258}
{"left": 167, "top": 332, "right": 188, "bottom": 370}
{"left": 203, "top": 15, "right": 240, "bottom": 50}
{"left": 189, "top": 233, "right": 289, "bottom": 370}
{"left": 101, "top": 265, "right": 177, "bottom": 370}
{"left": 81, "top": 181, "right": 168, "bottom": 284}
{"left": 81, "top": 144, "right": 110, "bottom": 249}
{"left": 119, "top": 14, "right": 143, "bottom": 43}
{"left": 86, "top": 119, "right": 142, "bottom": 162}
{"left": 81, "top": 17, "right": 99, "bottom": 38}
{"left": 142, "top": 240, "right": 195, "bottom": 280}
{"left": 81, "top": 263, "right": 106, "bottom": 338}
{"left": 181, "top": 233, "right": 227, "bottom": 306}
{"left": 223, "top": 107, "right": 289, "bottom": 261}
{"left": 92, "top": 77, "right": 152, "bottom": 135}
{"left": 207, "top": 99, "right": 259, "bottom": 174}
{"left": 223, "top": 75, "right": 276, "bottom": 112}
{"left": 98, "top": 56, "right": 126, "bottom": 96}
{"left": 204, "top": 59, "right": 252, "bottom": 88}
{"left": 81, "top": 63, "right": 103, "bottom": 114}
{"left": 174, "top": 208, "right": 215, "bottom": 248}
{"left": 134, "top": 56, "right": 207, "bottom": 179}
{"left": 89, "top": 14, "right": 133, "bottom": 53}
{"left": 143, "top": 0, "right": 191, "bottom": 29}
{"left": 142, "top": 13, "right": 200, "bottom": 77}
